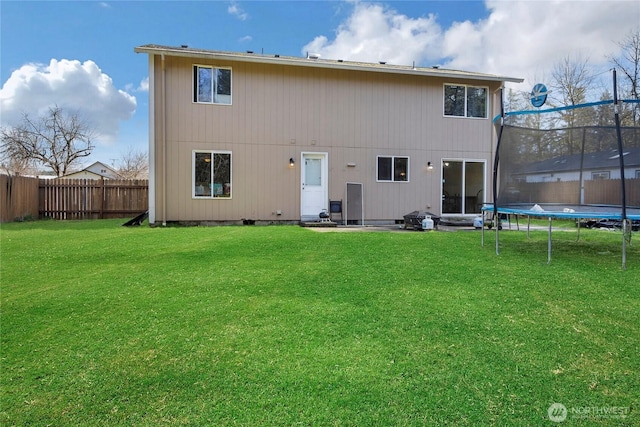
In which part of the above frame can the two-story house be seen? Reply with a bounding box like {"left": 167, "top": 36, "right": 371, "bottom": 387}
{"left": 134, "top": 44, "right": 522, "bottom": 226}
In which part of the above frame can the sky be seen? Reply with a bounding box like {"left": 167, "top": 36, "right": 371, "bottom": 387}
{"left": 1, "top": 0, "right": 639, "bottom": 168}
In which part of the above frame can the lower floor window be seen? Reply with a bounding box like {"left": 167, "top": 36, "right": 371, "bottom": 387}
{"left": 193, "top": 150, "right": 232, "bottom": 198}
{"left": 377, "top": 156, "right": 409, "bottom": 182}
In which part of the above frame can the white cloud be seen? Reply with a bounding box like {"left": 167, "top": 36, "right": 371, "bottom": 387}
{"left": 228, "top": 2, "right": 248, "bottom": 21}
{"left": 303, "top": 1, "right": 640, "bottom": 95}
{"left": 0, "top": 59, "right": 136, "bottom": 144}
{"left": 442, "top": 1, "right": 640, "bottom": 91}
{"left": 303, "top": 3, "right": 443, "bottom": 65}
{"left": 137, "top": 77, "right": 149, "bottom": 92}
{"left": 239, "top": 35, "right": 253, "bottom": 43}
{"left": 125, "top": 77, "right": 148, "bottom": 93}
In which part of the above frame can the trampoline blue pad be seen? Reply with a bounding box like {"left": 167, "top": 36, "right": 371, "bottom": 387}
{"left": 482, "top": 204, "right": 640, "bottom": 220}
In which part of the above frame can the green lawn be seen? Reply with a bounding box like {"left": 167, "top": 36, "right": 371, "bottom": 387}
{"left": 1, "top": 220, "right": 638, "bottom": 426}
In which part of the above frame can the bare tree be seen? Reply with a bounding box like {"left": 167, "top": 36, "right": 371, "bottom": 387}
{"left": 1, "top": 106, "right": 94, "bottom": 177}
{"left": 609, "top": 28, "right": 640, "bottom": 126}
{"left": 550, "top": 55, "right": 597, "bottom": 154}
{"left": 0, "top": 153, "right": 35, "bottom": 176}
{"left": 116, "top": 147, "right": 148, "bottom": 180}
{"left": 550, "top": 54, "right": 595, "bottom": 107}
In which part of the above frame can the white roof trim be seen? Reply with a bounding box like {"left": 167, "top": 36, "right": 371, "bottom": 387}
{"left": 134, "top": 44, "right": 524, "bottom": 84}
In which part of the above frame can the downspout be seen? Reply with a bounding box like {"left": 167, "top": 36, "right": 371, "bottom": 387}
{"left": 146, "top": 54, "right": 156, "bottom": 225}
{"left": 161, "top": 53, "right": 167, "bottom": 226}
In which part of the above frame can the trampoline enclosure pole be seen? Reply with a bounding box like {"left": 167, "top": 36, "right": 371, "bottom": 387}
{"left": 493, "top": 87, "right": 505, "bottom": 256}
{"left": 613, "top": 69, "right": 628, "bottom": 270}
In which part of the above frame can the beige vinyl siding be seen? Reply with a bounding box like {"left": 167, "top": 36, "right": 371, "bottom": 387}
{"left": 152, "top": 54, "right": 501, "bottom": 223}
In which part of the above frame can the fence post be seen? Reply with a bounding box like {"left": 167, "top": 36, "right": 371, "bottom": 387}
{"left": 99, "top": 177, "right": 105, "bottom": 219}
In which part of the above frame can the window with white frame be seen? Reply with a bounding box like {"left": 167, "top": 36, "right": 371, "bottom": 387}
{"left": 193, "top": 151, "right": 232, "bottom": 198}
{"left": 377, "top": 156, "right": 409, "bottom": 182}
{"left": 444, "top": 84, "right": 488, "bottom": 118}
{"left": 193, "top": 65, "right": 232, "bottom": 104}
{"left": 591, "top": 171, "right": 610, "bottom": 180}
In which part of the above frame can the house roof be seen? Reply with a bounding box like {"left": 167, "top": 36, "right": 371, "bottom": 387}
{"left": 134, "top": 44, "right": 524, "bottom": 84}
{"left": 515, "top": 146, "right": 640, "bottom": 175}
{"left": 62, "top": 161, "right": 119, "bottom": 179}
{"left": 63, "top": 170, "right": 106, "bottom": 179}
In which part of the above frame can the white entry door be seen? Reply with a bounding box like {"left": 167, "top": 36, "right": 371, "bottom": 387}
{"left": 301, "top": 152, "right": 328, "bottom": 221}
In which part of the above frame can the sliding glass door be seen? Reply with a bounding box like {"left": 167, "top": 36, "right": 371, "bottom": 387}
{"left": 442, "top": 160, "right": 485, "bottom": 214}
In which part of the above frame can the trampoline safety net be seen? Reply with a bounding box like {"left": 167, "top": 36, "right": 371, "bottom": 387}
{"left": 494, "top": 101, "right": 640, "bottom": 219}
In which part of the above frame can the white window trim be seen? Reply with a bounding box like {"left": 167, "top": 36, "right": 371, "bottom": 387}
{"left": 193, "top": 64, "right": 233, "bottom": 105}
{"left": 376, "top": 155, "right": 410, "bottom": 183}
{"left": 443, "top": 83, "right": 489, "bottom": 119}
{"left": 192, "top": 150, "right": 233, "bottom": 199}
{"left": 591, "top": 171, "right": 610, "bottom": 180}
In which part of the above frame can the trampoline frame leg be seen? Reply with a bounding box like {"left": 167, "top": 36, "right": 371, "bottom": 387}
{"left": 547, "top": 216, "right": 552, "bottom": 265}
{"left": 481, "top": 210, "right": 485, "bottom": 247}
{"left": 495, "top": 212, "right": 500, "bottom": 256}
{"left": 622, "top": 220, "right": 627, "bottom": 270}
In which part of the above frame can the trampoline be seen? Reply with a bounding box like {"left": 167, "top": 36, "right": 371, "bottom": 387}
{"left": 486, "top": 70, "right": 640, "bottom": 268}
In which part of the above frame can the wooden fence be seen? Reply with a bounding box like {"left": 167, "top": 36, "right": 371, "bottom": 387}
{"left": 584, "top": 178, "right": 640, "bottom": 206}
{"left": 514, "top": 178, "right": 640, "bottom": 207}
{"left": 39, "top": 178, "right": 148, "bottom": 220}
{"left": 0, "top": 175, "right": 40, "bottom": 222}
{"left": 0, "top": 175, "right": 148, "bottom": 222}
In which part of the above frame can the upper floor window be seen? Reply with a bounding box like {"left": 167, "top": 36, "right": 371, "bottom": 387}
{"left": 377, "top": 156, "right": 409, "bottom": 182}
{"left": 194, "top": 65, "right": 231, "bottom": 105}
{"left": 444, "top": 84, "right": 487, "bottom": 118}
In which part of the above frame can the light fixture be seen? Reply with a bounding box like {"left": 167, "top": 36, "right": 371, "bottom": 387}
{"left": 289, "top": 157, "right": 295, "bottom": 167}
{"left": 427, "top": 161, "right": 433, "bottom": 171}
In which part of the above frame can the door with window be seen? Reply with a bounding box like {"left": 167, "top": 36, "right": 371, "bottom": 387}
{"left": 301, "top": 153, "right": 328, "bottom": 221}
{"left": 442, "top": 160, "right": 485, "bottom": 214}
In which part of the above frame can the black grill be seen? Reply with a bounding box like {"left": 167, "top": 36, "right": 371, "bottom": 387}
{"left": 403, "top": 210, "right": 440, "bottom": 230}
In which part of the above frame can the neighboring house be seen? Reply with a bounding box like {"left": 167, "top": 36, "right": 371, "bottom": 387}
{"left": 513, "top": 147, "right": 640, "bottom": 183}
{"left": 134, "top": 44, "right": 522, "bottom": 225}
{"left": 62, "top": 161, "right": 120, "bottom": 180}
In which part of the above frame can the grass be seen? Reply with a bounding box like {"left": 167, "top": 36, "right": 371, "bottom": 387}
{"left": 1, "top": 220, "right": 638, "bottom": 426}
